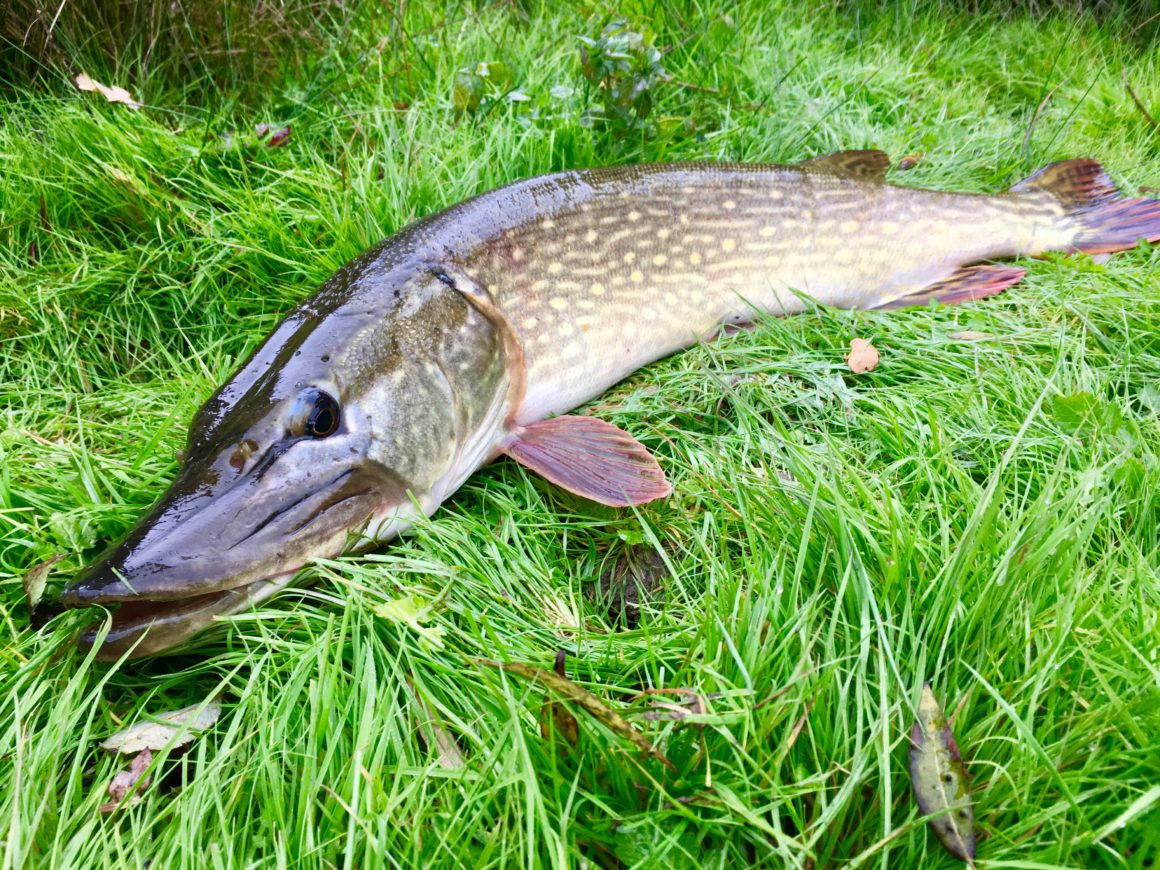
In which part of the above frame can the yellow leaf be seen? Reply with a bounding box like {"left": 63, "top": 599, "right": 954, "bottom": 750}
{"left": 75, "top": 73, "right": 141, "bottom": 109}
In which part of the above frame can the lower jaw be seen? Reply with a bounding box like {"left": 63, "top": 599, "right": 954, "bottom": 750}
{"left": 78, "top": 573, "right": 296, "bottom": 661}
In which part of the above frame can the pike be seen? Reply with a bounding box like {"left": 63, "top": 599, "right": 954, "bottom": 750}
{"left": 61, "top": 151, "right": 1160, "bottom": 659}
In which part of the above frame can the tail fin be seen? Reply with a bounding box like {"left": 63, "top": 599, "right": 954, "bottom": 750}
{"left": 1011, "top": 158, "right": 1160, "bottom": 255}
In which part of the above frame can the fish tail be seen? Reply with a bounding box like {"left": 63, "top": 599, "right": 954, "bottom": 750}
{"left": 1010, "top": 158, "right": 1160, "bottom": 255}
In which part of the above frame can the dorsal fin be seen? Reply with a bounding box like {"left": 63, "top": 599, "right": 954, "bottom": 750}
{"left": 1008, "top": 158, "right": 1119, "bottom": 210}
{"left": 799, "top": 149, "right": 890, "bottom": 180}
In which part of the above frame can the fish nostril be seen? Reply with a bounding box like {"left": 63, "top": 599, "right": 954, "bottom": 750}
{"left": 228, "top": 439, "right": 259, "bottom": 472}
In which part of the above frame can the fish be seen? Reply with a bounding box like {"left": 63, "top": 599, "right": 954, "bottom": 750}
{"left": 59, "top": 151, "right": 1160, "bottom": 659}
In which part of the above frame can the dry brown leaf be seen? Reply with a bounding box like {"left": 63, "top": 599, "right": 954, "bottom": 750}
{"left": 477, "top": 657, "right": 673, "bottom": 769}
{"left": 847, "top": 338, "right": 880, "bottom": 373}
{"left": 898, "top": 152, "right": 925, "bottom": 171}
{"left": 407, "top": 682, "right": 466, "bottom": 770}
{"left": 23, "top": 554, "right": 64, "bottom": 616}
{"left": 75, "top": 73, "right": 141, "bottom": 109}
{"left": 100, "top": 699, "right": 221, "bottom": 755}
{"left": 947, "top": 331, "right": 992, "bottom": 342}
{"left": 265, "top": 126, "right": 292, "bottom": 148}
{"left": 909, "top": 683, "right": 976, "bottom": 863}
{"left": 100, "top": 748, "right": 152, "bottom": 813}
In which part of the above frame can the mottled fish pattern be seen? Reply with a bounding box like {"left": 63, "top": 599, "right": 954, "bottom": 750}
{"left": 61, "top": 151, "right": 1160, "bottom": 658}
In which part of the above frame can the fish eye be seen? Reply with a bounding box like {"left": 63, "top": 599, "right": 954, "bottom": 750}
{"left": 289, "top": 388, "right": 341, "bottom": 438}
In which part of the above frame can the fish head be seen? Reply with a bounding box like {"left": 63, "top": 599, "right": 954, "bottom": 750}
{"left": 60, "top": 263, "right": 509, "bottom": 658}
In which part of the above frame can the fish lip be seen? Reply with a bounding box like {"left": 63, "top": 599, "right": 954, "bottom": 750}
{"left": 60, "top": 465, "right": 393, "bottom": 608}
{"left": 76, "top": 571, "right": 297, "bottom": 661}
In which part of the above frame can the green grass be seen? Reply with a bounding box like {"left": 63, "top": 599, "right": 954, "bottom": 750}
{"left": 2, "top": 1, "right": 1159, "bottom": 866}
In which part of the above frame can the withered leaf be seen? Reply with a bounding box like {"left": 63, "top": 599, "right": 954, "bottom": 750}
{"left": 75, "top": 73, "right": 141, "bottom": 109}
{"left": 909, "top": 683, "right": 976, "bottom": 863}
{"left": 100, "top": 699, "right": 221, "bottom": 755}
{"left": 947, "top": 331, "right": 992, "bottom": 342}
{"left": 898, "top": 152, "right": 925, "bottom": 170}
{"left": 100, "top": 748, "right": 152, "bottom": 813}
{"left": 22, "top": 554, "right": 64, "bottom": 616}
{"left": 539, "top": 651, "right": 580, "bottom": 749}
{"left": 265, "top": 126, "right": 291, "bottom": 148}
{"left": 847, "top": 337, "right": 880, "bottom": 373}
{"left": 477, "top": 657, "right": 673, "bottom": 769}
{"left": 407, "top": 682, "right": 466, "bottom": 770}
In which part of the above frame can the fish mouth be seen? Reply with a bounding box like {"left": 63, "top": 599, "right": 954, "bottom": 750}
{"left": 76, "top": 576, "right": 292, "bottom": 661}
{"left": 61, "top": 462, "right": 402, "bottom": 659}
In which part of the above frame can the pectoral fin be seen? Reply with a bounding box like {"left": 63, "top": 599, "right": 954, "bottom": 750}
{"left": 878, "top": 264, "right": 1027, "bottom": 309}
{"left": 504, "top": 416, "right": 672, "bottom": 507}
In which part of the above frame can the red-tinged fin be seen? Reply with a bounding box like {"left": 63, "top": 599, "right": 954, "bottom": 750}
{"left": 878, "top": 265, "right": 1027, "bottom": 309}
{"left": 799, "top": 149, "right": 890, "bottom": 180}
{"left": 504, "top": 416, "right": 672, "bottom": 507}
{"left": 1011, "top": 158, "right": 1160, "bottom": 255}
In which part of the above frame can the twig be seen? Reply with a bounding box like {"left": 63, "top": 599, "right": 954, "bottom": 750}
{"left": 1122, "top": 70, "right": 1158, "bottom": 131}
{"left": 660, "top": 74, "right": 720, "bottom": 95}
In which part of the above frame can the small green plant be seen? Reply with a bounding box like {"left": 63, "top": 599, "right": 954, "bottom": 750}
{"left": 577, "top": 20, "right": 666, "bottom": 131}
{"left": 452, "top": 60, "right": 516, "bottom": 113}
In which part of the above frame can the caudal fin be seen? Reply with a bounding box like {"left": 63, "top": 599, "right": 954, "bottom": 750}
{"left": 1011, "top": 158, "right": 1160, "bottom": 255}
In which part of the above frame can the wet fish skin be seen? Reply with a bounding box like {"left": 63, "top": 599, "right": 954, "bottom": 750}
{"left": 59, "top": 152, "right": 1160, "bottom": 659}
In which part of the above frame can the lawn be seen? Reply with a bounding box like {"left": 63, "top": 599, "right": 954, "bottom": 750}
{"left": 1, "top": 1, "right": 1158, "bottom": 866}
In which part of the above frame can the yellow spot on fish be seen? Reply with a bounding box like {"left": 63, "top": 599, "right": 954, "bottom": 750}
{"left": 658, "top": 228, "right": 671, "bottom": 240}
{"left": 624, "top": 251, "right": 635, "bottom": 264}
{"left": 631, "top": 270, "right": 644, "bottom": 283}
{"left": 679, "top": 214, "right": 691, "bottom": 226}
{"left": 590, "top": 282, "right": 605, "bottom": 296}
{"left": 559, "top": 322, "right": 574, "bottom": 337}
{"left": 628, "top": 210, "right": 642, "bottom": 222}
{"left": 724, "top": 199, "right": 736, "bottom": 210}
{"left": 759, "top": 226, "right": 776, "bottom": 237}
{"left": 663, "top": 292, "right": 677, "bottom": 305}
{"left": 512, "top": 247, "right": 524, "bottom": 262}
{"left": 769, "top": 190, "right": 783, "bottom": 200}
{"left": 548, "top": 262, "right": 563, "bottom": 275}
{"left": 522, "top": 317, "right": 539, "bottom": 330}
{"left": 550, "top": 297, "right": 569, "bottom": 311}
{"left": 653, "top": 254, "right": 667, "bottom": 266}
{"left": 585, "top": 229, "right": 598, "bottom": 243}
{"left": 722, "top": 238, "right": 737, "bottom": 252}
{"left": 541, "top": 217, "right": 555, "bottom": 229}
{"left": 689, "top": 252, "right": 703, "bottom": 265}
{"left": 840, "top": 220, "right": 859, "bottom": 234}
{"left": 835, "top": 249, "right": 854, "bottom": 264}
{"left": 880, "top": 221, "right": 899, "bottom": 234}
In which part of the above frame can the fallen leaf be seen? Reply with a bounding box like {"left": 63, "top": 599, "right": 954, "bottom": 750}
{"left": 75, "top": 73, "right": 141, "bottom": 109}
{"left": 100, "top": 699, "right": 221, "bottom": 755}
{"left": 265, "top": 126, "right": 291, "bottom": 148}
{"left": 373, "top": 594, "right": 446, "bottom": 649}
{"left": 909, "top": 683, "right": 976, "bottom": 863}
{"left": 898, "top": 152, "right": 925, "bottom": 170}
{"left": 636, "top": 688, "right": 707, "bottom": 723}
{"left": 100, "top": 748, "right": 152, "bottom": 813}
{"left": 539, "top": 651, "right": 580, "bottom": 750}
{"left": 947, "top": 331, "right": 992, "bottom": 342}
{"left": 477, "top": 657, "right": 673, "bottom": 770}
{"left": 22, "top": 554, "right": 64, "bottom": 616}
{"left": 847, "top": 338, "right": 880, "bottom": 373}
{"left": 407, "top": 682, "right": 466, "bottom": 769}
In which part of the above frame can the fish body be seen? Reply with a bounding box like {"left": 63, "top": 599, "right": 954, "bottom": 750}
{"left": 60, "top": 152, "right": 1160, "bottom": 658}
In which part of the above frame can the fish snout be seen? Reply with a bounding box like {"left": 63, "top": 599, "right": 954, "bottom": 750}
{"left": 60, "top": 463, "right": 396, "bottom": 609}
